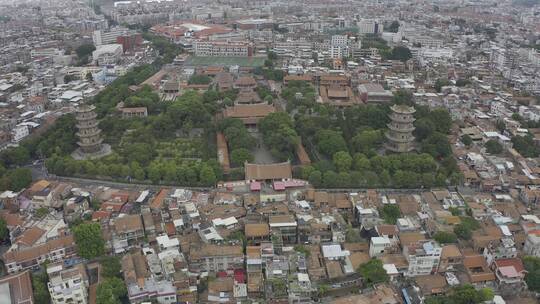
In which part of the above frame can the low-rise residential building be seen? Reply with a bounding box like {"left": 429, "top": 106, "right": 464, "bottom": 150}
{"left": 47, "top": 263, "right": 88, "bottom": 304}
{"left": 189, "top": 244, "right": 244, "bottom": 273}
{"left": 3, "top": 235, "right": 76, "bottom": 274}
{"left": 193, "top": 40, "right": 253, "bottom": 57}
{"left": 112, "top": 214, "right": 145, "bottom": 253}
{"left": 403, "top": 241, "right": 442, "bottom": 277}
{"left": 524, "top": 233, "right": 540, "bottom": 257}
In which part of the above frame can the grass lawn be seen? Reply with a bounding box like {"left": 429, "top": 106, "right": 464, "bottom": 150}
{"left": 185, "top": 56, "right": 265, "bottom": 67}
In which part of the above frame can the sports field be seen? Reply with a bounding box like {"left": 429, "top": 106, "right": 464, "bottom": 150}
{"left": 184, "top": 56, "right": 265, "bottom": 67}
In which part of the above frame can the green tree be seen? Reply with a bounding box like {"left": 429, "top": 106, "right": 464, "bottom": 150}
{"left": 455, "top": 78, "right": 471, "bottom": 87}
{"left": 357, "top": 259, "right": 389, "bottom": 286}
{"left": 392, "top": 89, "right": 413, "bottom": 106}
{"left": 453, "top": 224, "right": 472, "bottom": 240}
{"left": 199, "top": 164, "right": 217, "bottom": 186}
{"left": 433, "top": 231, "right": 458, "bottom": 244}
{"left": 523, "top": 256, "right": 540, "bottom": 292}
{"left": 353, "top": 153, "right": 371, "bottom": 171}
{"left": 8, "top": 168, "right": 32, "bottom": 191}
{"left": 259, "top": 112, "right": 299, "bottom": 160}
{"left": 429, "top": 108, "right": 453, "bottom": 134}
{"left": 351, "top": 129, "right": 384, "bottom": 153}
{"left": 511, "top": 135, "right": 540, "bottom": 157}
{"left": 386, "top": 20, "right": 400, "bottom": 33}
{"left": 268, "top": 51, "right": 277, "bottom": 61}
{"left": 129, "top": 161, "right": 145, "bottom": 180}
{"left": 333, "top": 151, "right": 352, "bottom": 172}
{"left": 387, "top": 46, "right": 412, "bottom": 62}
{"left": 421, "top": 132, "right": 452, "bottom": 159}
{"left": 86, "top": 72, "right": 94, "bottom": 82}
{"left": 485, "top": 139, "right": 503, "bottom": 154}
{"left": 461, "top": 134, "right": 473, "bottom": 147}
{"left": 100, "top": 256, "right": 122, "bottom": 278}
{"left": 188, "top": 74, "right": 212, "bottom": 85}
{"left": 293, "top": 245, "right": 311, "bottom": 257}
{"left": 495, "top": 119, "right": 506, "bottom": 133}
{"left": 434, "top": 78, "right": 450, "bottom": 92}
{"left": 0, "top": 218, "right": 8, "bottom": 240}
{"left": 322, "top": 171, "right": 339, "bottom": 188}
{"left": 414, "top": 118, "right": 435, "bottom": 141}
{"left": 315, "top": 129, "right": 348, "bottom": 157}
{"left": 380, "top": 204, "right": 401, "bottom": 224}
{"left": 230, "top": 148, "right": 253, "bottom": 167}
{"left": 35, "top": 207, "right": 48, "bottom": 218}
{"left": 425, "top": 285, "right": 493, "bottom": 304}
{"left": 264, "top": 94, "right": 274, "bottom": 103}
{"left": 308, "top": 170, "right": 322, "bottom": 187}
{"left": 73, "top": 223, "right": 105, "bottom": 259}
{"left": 1, "top": 146, "right": 30, "bottom": 166}
{"left": 32, "top": 272, "right": 50, "bottom": 304}
{"left": 96, "top": 277, "right": 127, "bottom": 304}
{"left": 76, "top": 44, "right": 96, "bottom": 59}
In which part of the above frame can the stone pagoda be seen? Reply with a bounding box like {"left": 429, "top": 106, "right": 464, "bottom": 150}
{"left": 385, "top": 104, "right": 416, "bottom": 153}
{"left": 72, "top": 104, "right": 111, "bottom": 159}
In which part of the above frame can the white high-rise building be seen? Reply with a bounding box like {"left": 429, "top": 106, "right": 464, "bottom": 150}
{"left": 357, "top": 19, "right": 383, "bottom": 34}
{"left": 92, "top": 27, "right": 129, "bottom": 46}
{"left": 331, "top": 35, "right": 348, "bottom": 47}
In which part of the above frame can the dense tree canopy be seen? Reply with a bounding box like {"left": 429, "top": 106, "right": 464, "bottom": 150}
{"left": 512, "top": 135, "right": 540, "bottom": 157}
{"left": 379, "top": 204, "right": 401, "bottom": 224}
{"left": 461, "top": 134, "right": 473, "bottom": 147}
{"left": 282, "top": 81, "right": 317, "bottom": 111}
{"left": 434, "top": 78, "right": 451, "bottom": 92}
{"left": 523, "top": 256, "right": 540, "bottom": 292}
{"left": 315, "top": 130, "right": 348, "bottom": 157}
{"left": 188, "top": 74, "right": 212, "bottom": 85}
{"left": 100, "top": 256, "right": 122, "bottom": 279}
{"left": 73, "top": 223, "right": 105, "bottom": 259}
{"left": 433, "top": 231, "right": 458, "bottom": 244}
{"left": 333, "top": 151, "right": 353, "bottom": 172}
{"left": 425, "top": 285, "right": 493, "bottom": 304}
{"left": 357, "top": 259, "right": 389, "bottom": 286}
{"left": 385, "top": 46, "right": 412, "bottom": 62}
{"left": 485, "top": 139, "right": 503, "bottom": 154}
{"left": 230, "top": 148, "right": 254, "bottom": 167}
{"left": 32, "top": 272, "right": 50, "bottom": 304}
{"left": 259, "top": 112, "right": 299, "bottom": 161}
{"left": 96, "top": 277, "right": 127, "bottom": 304}
{"left": 386, "top": 20, "right": 400, "bottom": 33}
{"left": 453, "top": 216, "right": 480, "bottom": 240}
{"left": 0, "top": 218, "right": 8, "bottom": 240}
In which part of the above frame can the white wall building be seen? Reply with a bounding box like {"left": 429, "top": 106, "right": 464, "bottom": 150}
{"left": 404, "top": 241, "right": 442, "bottom": 276}
{"left": 357, "top": 19, "right": 383, "bottom": 34}
{"left": 47, "top": 264, "right": 88, "bottom": 304}
{"left": 524, "top": 234, "right": 540, "bottom": 257}
{"left": 331, "top": 35, "right": 348, "bottom": 47}
{"left": 12, "top": 125, "right": 29, "bottom": 143}
{"left": 193, "top": 40, "right": 252, "bottom": 57}
{"left": 369, "top": 236, "right": 392, "bottom": 257}
{"left": 92, "top": 44, "right": 123, "bottom": 66}
{"left": 92, "top": 27, "right": 129, "bottom": 46}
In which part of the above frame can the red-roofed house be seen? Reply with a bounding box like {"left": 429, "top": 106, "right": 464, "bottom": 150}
{"left": 92, "top": 210, "right": 112, "bottom": 222}
{"left": 491, "top": 258, "right": 527, "bottom": 296}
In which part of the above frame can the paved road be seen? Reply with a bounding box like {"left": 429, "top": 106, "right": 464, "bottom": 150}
{"left": 251, "top": 131, "right": 277, "bottom": 164}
